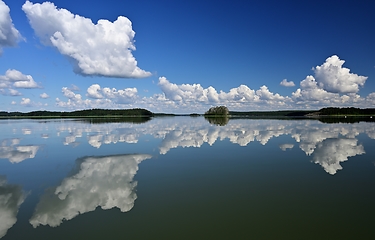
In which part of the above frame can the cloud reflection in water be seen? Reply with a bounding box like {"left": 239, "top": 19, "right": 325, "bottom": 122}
{"left": 2, "top": 118, "right": 374, "bottom": 175}
{"left": 29, "top": 154, "right": 152, "bottom": 228}
{"left": 0, "top": 138, "right": 39, "bottom": 163}
{"left": 0, "top": 176, "right": 26, "bottom": 238}
{"left": 312, "top": 138, "right": 365, "bottom": 175}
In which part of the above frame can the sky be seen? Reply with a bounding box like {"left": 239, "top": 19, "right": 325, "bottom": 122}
{"left": 0, "top": 0, "right": 375, "bottom": 113}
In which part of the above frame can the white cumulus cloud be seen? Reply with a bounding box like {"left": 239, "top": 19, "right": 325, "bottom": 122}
{"left": 86, "top": 84, "right": 103, "bottom": 99}
{"left": 256, "top": 85, "right": 285, "bottom": 101}
{"left": 22, "top": 1, "right": 151, "bottom": 78}
{"left": 54, "top": 54, "right": 374, "bottom": 112}
{"left": 0, "top": 0, "right": 22, "bottom": 55}
{"left": 40, "top": 92, "right": 49, "bottom": 99}
{"left": 280, "top": 79, "right": 295, "bottom": 87}
{"left": 292, "top": 55, "right": 369, "bottom": 108}
{"left": 158, "top": 77, "right": 287, "bottom": 110}
{"left": 87, "top": 83, "right": 139, "bottom": 104}
{"left": 102, "top": 86, "right": 138, "bottom": 104}
{"left": 314, "top": 55, "right": 367, "bottom": 93}
{"left": 58, "top": 84, "right": 140, "bottom": 109}
{"left": 0, "top": 69, "right": 40, "bottom": 90}
{"left": 8, "top": 89, "right": 21, "bottom": 96}
{"left": 20, "top": 98, "right": 31, "bottom": 106}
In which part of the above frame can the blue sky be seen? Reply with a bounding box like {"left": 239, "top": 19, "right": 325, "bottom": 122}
{"left": 1, "top": 0, "right": 375, "bottom": 113}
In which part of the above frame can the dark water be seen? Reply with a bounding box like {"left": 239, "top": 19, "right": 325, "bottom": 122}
{"left": 0, "top": 117, "right": 374, "bottom": 239}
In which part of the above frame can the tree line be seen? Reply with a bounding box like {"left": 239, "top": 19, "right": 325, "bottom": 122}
{"left": 1, "top": 106, "right": 374, "bottom": 118}
{"left": 315, "top": 107, "right": 375, "bottom": 116}
{"left": 0, "top": 108, "right": 153, "bottom": 117}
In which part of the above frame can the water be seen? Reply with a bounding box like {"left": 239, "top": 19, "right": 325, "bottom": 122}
{"left": 0, "top": 117, "right": 374, "bottom": 239}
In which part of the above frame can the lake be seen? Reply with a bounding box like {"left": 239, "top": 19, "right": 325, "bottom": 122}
{"left": 1, "top": 117, "right": 374, "bottom": 239}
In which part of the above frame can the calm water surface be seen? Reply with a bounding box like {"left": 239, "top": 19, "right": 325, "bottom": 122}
{"left": 0, "top": 117, "right": 375, "bottom": 239}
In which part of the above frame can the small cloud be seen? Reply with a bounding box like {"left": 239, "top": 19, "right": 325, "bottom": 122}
{"left": 22, "top": 1, "right": 151, "bottom": 78}
{"left": 279, "top": 143, "right": 294, "bottom": 151}
{"left": 102, "top": 86, "right": 138, "bottom": 104}
{"left": 280, "top": 79, "right": 295, "bottom": 87}
{"left": 86, "top": 84, "right": 138, "bottom": 103}
{"left": 20, "top": 98, "right": 31, "bottom": 106}
{"left": 86, "top": 84, "right": 103, "bottom": 99}
{"left": 8, "top": 89, "right": 22, "bottom": 96}
{"left": 69, "top": 84, "right": 80, "bottom": 91}
{"left": 11, "top": 101, "right": 16, "bottom": 105}
{"left": 256, "top": 85, "right": 285, "bottom": 101}
{"left": 40, "top": 93, "right": 49, "bottom": 99}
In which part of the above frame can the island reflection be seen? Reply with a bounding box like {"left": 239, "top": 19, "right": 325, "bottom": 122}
{"left": 29, "top": 154, "right": 152, "bottom": 228}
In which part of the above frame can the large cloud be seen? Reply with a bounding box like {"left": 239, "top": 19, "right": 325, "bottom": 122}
{"left": 314, "top": 55, "right": 367, "bottom": 93}
{"left": 22, "top": 1, "right": 151, "bottom": 78}
{"left": 292, "top": 55, "right": 368, "bottom": 107}
{"left": 30, "top": 154, "right": 152, "bottom": 227}
{"left": 0, "top": 176, "right": 26, "bottom": 238}
{"left": 0, "top": 0, "right": 22, "bottom": 55}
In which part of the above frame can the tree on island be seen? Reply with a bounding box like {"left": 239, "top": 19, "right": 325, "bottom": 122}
{"left": 204, "top": 106, "right": 229, "bottom": 126}
{"left": 204, "top": 106, "right": 229, "bottom": 116}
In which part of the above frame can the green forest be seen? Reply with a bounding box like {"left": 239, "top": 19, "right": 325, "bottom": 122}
{"left": 0, "top": 108, "right": 153, "bottom": 118}
{"left": 0, "top": 107, "right": 374, "bottom": 119}
{"left": 312, "top": 107, "right": 375, "bottom": 116}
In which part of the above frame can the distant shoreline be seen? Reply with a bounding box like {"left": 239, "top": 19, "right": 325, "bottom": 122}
{"left": 0, "top": 107, "right": 374, "bottom": 119}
